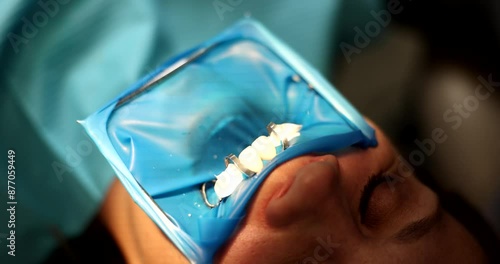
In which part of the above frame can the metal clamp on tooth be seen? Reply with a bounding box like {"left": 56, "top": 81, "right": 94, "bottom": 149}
{"left": 225, "top": 154, "right": 256, "bottom": 178}
{"left": 267, "top": 122, "right": 288, "bottom": 150}
{"left": 200, "top": 122, "right": 302, "bottom": 208}
{"left": 267, "top": 122, "right": 302, "bottom": 150}
{"left": 201, "top": 180, "right": 220, "bottom": 208}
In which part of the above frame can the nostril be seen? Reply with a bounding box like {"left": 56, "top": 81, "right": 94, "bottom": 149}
{"left": 265, "top": 157, "right": 340, "bottom": 227}
{"left": 310, "top": 154, "right": 339, "bottom": 169}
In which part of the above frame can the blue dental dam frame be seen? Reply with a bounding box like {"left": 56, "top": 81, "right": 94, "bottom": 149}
{"left": 81, "top": 19, "right": 377, "bottom": 263}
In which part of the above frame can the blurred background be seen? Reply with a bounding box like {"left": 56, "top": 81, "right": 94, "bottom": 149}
{"left": 0, "top": 0, "right": 499, "bottom": 263}
{"left": 334, "top": 0, "right": 500, "bottom": 239}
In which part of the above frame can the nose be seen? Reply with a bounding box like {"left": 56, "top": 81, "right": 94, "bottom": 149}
{"left": 265, "top": 154, "right": 342, "bottom": 226}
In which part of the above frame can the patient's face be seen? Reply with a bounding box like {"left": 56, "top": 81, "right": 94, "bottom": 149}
{"left": 214, "top": 123, "right": 486, "bottom": 263}
{"left": 102, "top": 122, "right": 486, "bottom": 263}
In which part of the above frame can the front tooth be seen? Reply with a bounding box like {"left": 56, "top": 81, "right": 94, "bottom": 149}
{"left": 214, "top": 171, "right": 232, "bottom": 199}
{"left": 251, "top": 136, "right": 276, "bottom": 160}
{"left": 268, "top": 133, "right": 282, "bottom": 147}
{"left": 269, "top": 123, "right": 302, "bottom": 146}
{"left": 238, "top": 146, "right": 263, "bottom": 173}
{"left": 282, "top": 123, "right": 302, "bottom": 132}
{"left": 214, "top": 164, "right": 243, "bottom": 199}
{"left": 225, "top": 163, "right": 243, "bottom": 179}
{"left": 276, "top": 123, "right": 302, "bottom": 139}
{"left": 285, "top": 131, "right": 301, "bottom": 142}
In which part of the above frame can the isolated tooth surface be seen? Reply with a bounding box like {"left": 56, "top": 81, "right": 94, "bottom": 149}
{"left": 280, "top": 123, "right": 302, "bottom": 132}
{"left": 277, "top": 123, "right": 302, "bottom": 138}
{"left": 268, "top": 123, "right": 302, "bottom": 148}
{"left": 238, "top": 146, "right": 263, "bottom": 173}
{"left": 214, "top": 123, "right": 302, "bottom": 200}
{"left": 214, "top": 164, "right": 243, "bottom": 199}
{"left": 214, "top": 171, "right": 231, "bottom": 199}
{"left": 285, "top": 131, "right": 301, "bottom": 142}
{"left": 251, "top": 136, "right": 276, "bottom": 160}
{"left": 268, "top": 132, "right": 282, "bottom": 147}
{"left": 225, "top": 163, "right": 243, "bottom": 179}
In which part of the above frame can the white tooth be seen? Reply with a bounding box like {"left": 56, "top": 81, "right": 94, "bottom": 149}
{"left": 225, "top": 163, "right": 243, "bottom": 179}
{"left": 285, "top": 131, "right": 301, "bottom": 142}
{"left": 268, "top": 132, "right": 282, "bottom": 147}
{"left": 214, "top": 164, "right": 243, "bottom": 199}
{"left": 214, "top": 171, "right": 232, "bottom": 199}
{"left": 269, "top": 123, "right": 302, "bottom": 148}
{"left": 238, "top": 146, "right": 263, "bottom": 173}
{"left": 251, "top": 136, "right": 276, "bottom": 160}
{"left": 277, "top": 123, "right": 302, "bottom": 138}
{"left": 282, "top": 123, "right": 302, "bottom": 132}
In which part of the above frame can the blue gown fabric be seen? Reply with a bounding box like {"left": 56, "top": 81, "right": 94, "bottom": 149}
{"left": 83, "top": 19, "right": 377, "bottom": 263}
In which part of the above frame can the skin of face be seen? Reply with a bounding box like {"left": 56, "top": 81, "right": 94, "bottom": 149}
{"left": 100, "top": 122, "right": 487, "bottom": 263}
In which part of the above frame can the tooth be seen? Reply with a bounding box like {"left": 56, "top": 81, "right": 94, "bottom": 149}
{"left": 214, "top": 164, "right": 243, "bottom": 199}
{"left": 225, "top": 163, "right": 243, "bottom": 179}
{"left": 281, "top": 123, "right": 302, "bottom": 132}
{"left": 276, "top": 123, "right": 302, "bottom": 139}
{"left": 214, "top": 171, "right": 231, "bottom": 198}
{"left": 238, "top": 146, "right": 263, "bottom": 173}
{"left": 269, "top": 123, "right": 302, "bottom": 148}
{"left": 268, "top": 133, "right": 282, "bottom": 147}
{"left": 251, "top": 136, "right": 276, "bottom": 160}
{"left": 285, "top": 131, "right": 301, "bottom": 142}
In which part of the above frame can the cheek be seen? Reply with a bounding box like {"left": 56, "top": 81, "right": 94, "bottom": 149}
{"left": 215, "top": 224, "right": 297, "bottom": 264}
{"left": 217, "top": 219, "right": 357, "bottom": 264}
{"left": 217, "top": 223, "right": 344, "bottom": 264}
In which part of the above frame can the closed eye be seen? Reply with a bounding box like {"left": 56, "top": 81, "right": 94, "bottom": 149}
{"left": 359, "top": 173, "right": 394, "bottom": 225}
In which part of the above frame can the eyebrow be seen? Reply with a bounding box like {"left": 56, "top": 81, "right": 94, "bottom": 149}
{"left": 393, "top": 207, "right": 443, "bottom": 243}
